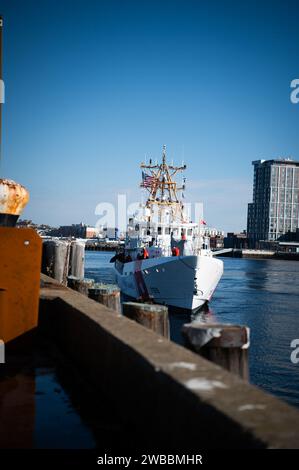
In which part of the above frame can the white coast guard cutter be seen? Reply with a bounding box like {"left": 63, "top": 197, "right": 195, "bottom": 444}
{"left": 112, "top": 146, "right": 223, "bottom": 311}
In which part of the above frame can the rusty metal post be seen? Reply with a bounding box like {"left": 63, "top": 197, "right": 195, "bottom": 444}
{"left": 89, "top": 284, "right": 121, "bottom": 313}
{"left": 0, "top": 228, "right": 42, "bottom": 343}
{"left": 182, "top": 323, "right": 250, "bottom": 381}
{"left": 123, "top": 302, "right": 169, "bottom": 338}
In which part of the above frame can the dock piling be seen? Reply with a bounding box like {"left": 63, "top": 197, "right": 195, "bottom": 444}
{"left": 88, "top": 284, "right": 121, "bottom": 313}
{"left": 67, "top": 277, "right": 94, "bottom": 296}
{"left": 182, "top": 323, "right": 250, "bottom": 380}
{"left": 123, "top": 302, "right": 169, "bottom": 338}
{"left": 69, "top": 240, "right": 85, "bottom": 280}
{"left": 42, "top": 240, "right": 71, "bottom": 285}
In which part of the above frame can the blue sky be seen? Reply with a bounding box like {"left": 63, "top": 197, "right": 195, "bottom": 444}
{"left": 0, "top": 0, "right": 298, "bottom": 231}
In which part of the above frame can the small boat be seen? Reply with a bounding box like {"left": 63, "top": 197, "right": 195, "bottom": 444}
{"left": 112, "top": 146, "right": 223, "bottom": 311}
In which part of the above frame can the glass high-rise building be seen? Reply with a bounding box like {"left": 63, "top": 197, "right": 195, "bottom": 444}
{"left": 247, "top": 159, "right": 299, "bottom": 247}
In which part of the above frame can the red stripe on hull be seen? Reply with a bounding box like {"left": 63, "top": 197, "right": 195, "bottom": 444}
{"left": 134, "top": 259, "right": 150, "bottom": 301}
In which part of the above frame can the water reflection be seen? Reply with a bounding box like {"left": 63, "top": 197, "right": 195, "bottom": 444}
{"left": 192, "top": 304, "right": 217, "bottom": 323}
{"left": 243, "top": 260, "right": 271, "bottom": 291}
{"left": 0, "top": 335, "right": 122, "bottom": 448}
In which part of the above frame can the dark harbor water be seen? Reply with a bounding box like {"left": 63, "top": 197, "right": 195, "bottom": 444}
{"left": 0, "top": 336, "right": 123, "bottom": 449}
{"left": 85, "top": 251, "right": 299, "bottom": 409}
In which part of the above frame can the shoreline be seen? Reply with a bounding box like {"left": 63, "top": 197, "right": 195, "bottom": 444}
{"left": 217, "top": 249, "right": 299, "bottom": 261}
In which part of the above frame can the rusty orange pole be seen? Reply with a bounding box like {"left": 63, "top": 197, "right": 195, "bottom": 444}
{"left": 0, "top": 15, "right": 42, "bottom": 344}
{"left": 0, "top": 16, "right": 2, "bottom": 170}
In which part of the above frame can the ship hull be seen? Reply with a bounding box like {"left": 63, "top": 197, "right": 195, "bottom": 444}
{"left": 114, "top": 255, "right": 223, "bottom": 311}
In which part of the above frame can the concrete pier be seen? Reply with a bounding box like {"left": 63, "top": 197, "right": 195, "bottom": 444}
{"left": 214, "top": 248, "right": 299, "bottom": 260}
{"left": 39, "top": 274, "right": 299, "bottom": 449}
{"left": 85, "top": 241, "right": 120, "bottom": 251}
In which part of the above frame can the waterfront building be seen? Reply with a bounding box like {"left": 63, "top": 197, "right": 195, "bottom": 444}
{"left": 48, "top": 223, "right": 103, "bottom": 239}
{"left": 247, "top": 158, "right": 299, "bottom": 247}
{"left": 209, "top": 235, "right": 224, "bottom": 249}
{"left": 224, "top": 231, "right": 248, "bottom": 249}
{"left": 201, "top": 227, "right": 225, "bottom": 237}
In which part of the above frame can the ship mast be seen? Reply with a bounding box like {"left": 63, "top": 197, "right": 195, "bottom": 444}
{"left": 140, "top": 145, "right": 187, "bottom": 224}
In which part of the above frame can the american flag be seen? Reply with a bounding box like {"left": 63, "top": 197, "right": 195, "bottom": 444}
{"left": 140, "top": 171, "right": 156, "bottom": 188}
